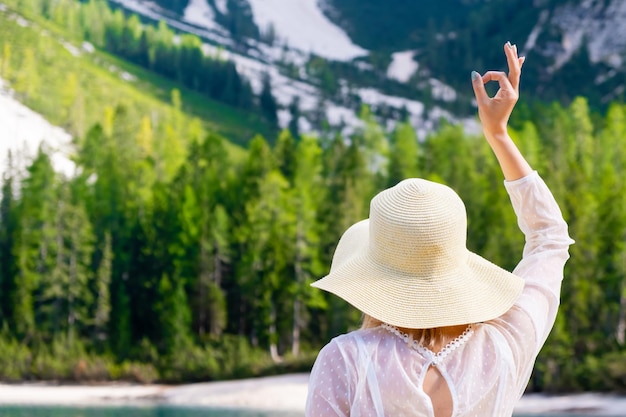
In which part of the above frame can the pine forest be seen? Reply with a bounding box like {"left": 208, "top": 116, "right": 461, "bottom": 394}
{"left": 1, "top": 0, "right": 626, "bottom": 394}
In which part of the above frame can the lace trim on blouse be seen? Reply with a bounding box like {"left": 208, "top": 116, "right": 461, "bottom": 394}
{"left": 380, "top": 323, "right": 475, "bottom": 367}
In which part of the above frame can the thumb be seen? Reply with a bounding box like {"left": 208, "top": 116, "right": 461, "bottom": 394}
{"left": 471, "top": 71, "right": 489, "bottom": 104}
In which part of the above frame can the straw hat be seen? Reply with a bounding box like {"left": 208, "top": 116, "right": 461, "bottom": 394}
{"left": 311, "top": 178, "right": 524, "bottom": 329}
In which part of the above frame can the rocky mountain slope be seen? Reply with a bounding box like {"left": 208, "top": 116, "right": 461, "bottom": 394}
{"left": 103, "top": 0, "right": 626, "bottom": 135}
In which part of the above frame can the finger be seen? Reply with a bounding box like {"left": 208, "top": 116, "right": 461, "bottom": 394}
{"left": 471, "top": 71, "right": 489, "bottom": 104}
{"left": 519, "top": 56, "right": 526, "bottom": 68}
{"left": 483, "top": 71, "right": 514, "bottom": 92}
{"left": 504, "top": 42, "right": 521, "bottom": 92}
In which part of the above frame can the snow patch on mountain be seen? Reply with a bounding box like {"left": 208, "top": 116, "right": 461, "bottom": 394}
{"left": 547, "top": 0, "right": 626, "bottom": 73}
{"left": 359, "top": 88, "right": 424, "bottom": 119}
{"left": 326, "top": 104, "right": 362, "bottom": 129}
{"left": 387, "top": 51, "right": 418, "bottom": 84}
{"left": 214, "top": 0, "right": 227, "bottom": 15}
{"left": 429, "top": 79, "right": 457, "bottom": 102}
{"left": 202, "top": 42, "right": 318, "bottom": 109}
{"left": 0, "top": 78, "right": 74, "bottom": 178}
{"left": 183, "top": 0, "right": 219, "bottom": 31}
{"left": 245, "top": 0, "right": 366, "bottom": 61}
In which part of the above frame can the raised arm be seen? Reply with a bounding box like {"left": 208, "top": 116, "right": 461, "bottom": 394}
{"left": 471, "top": 41, "right": 532, "bottom": 181}
{"left": 471, "top": 43, "right": 574, "bottom": 395}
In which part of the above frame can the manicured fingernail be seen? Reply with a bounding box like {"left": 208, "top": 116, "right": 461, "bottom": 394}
{"left": 471, "top": 71, "right": 480, "bottom": 80}
{"left": 506, "top": 41, "right": 512, "bottom": 48}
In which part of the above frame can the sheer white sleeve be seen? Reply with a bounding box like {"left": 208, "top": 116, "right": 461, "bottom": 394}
{"left": 305, "top": 337, "right": 354, "bottom": 417}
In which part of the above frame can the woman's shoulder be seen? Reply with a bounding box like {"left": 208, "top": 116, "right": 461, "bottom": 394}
{"left": 315, "top": 327, "right": 388, "bottom": 370}
{"left": 324, "top": 326, "right": 387, "bottom": 351}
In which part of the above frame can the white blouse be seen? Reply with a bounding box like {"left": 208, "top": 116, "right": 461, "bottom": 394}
{"left": 305, "top": 171, "right": 574, "bottom": 417}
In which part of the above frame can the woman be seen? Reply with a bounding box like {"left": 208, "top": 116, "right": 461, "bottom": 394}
{"left": 305, "top": 42, "right": 574, "bottom": 417}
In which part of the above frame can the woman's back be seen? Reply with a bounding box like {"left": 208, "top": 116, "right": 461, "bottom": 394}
{"left": 307, "top": 317, "right": 535, "bottom": 417}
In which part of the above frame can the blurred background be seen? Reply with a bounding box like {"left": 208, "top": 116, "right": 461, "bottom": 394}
{"left": 0, "top": 0, "right": 625, "bottom": 406}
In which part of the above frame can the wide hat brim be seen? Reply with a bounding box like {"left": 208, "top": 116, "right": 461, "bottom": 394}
{"left": 312, "top": 219, "right": 524, "bottom": 329}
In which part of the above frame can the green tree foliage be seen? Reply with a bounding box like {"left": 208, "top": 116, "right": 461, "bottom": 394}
{"left": 172, "top": 134, "right": 232, "bottom": 338}
{"left": 10, "top": 0, "right": 256, "bottom": 113}
{"left": 40, "top": 184, "right": 94, "bottom": 344}
{"left": 218, "top": 0, "right": 260, "bottom": 42}
{"left": 5, "top": 0, "right": 626, "bottom": 391}
{"left": 13, "top": 47, "right": 39, "bottom": 100}
{"left": 290, "top": 135, "right": 325, "bottom": 356}
{"left": 0, "top": 43, "right": 11, "bottom": 79}
{"left": 93, "top": 232, "right": 112, "bottom": 345}
{"left": 12, "top": 148, "right": 57, "bottom": 340}
{"left": 3, "top": 97, "right": 626, "bottom": 389}
{"left": 259, "top": 73, "right": 279, "bottom": 128}
{"left": 388, "top": 121, "right": 420, "bottom": 186}
{"left": 0, "top": 159, "right": 18, "bottom": 329}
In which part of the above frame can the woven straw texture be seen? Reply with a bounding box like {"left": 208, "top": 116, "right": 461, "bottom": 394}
{"left": 312, "top": 178, "right": 524, "bottom": 329}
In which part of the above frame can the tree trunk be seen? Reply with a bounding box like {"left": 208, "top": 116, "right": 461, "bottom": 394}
{"left": 198, "top": 234, "right": 209, "bottom": 337}
{"left": 292, "top": 221, "right": 304, "bottom": 357}
{"left": 269, "top": 305, "right": 282, "bottom": 363}
{"left": 617, "top": 289, "right": 626, "bottom": 345}
{"left": 292, "top": 298, "right": 301, "bottom": 357}
{"left": 68, "top": 240, "right": 77, "bottom": 345}
{"left": 209, "top": 246, "right": 223, "bottom": 336}
{"left": 616, "top": 252, "right": 626, "bottom": 345}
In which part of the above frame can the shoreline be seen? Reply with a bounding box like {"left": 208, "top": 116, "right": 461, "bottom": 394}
{"left": 1, "top": 374, "right": 626, "bottom": 415}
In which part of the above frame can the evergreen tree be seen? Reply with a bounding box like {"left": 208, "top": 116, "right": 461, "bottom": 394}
{"left": 12, "top": 148, "right": 57, "bottom": 339}
{"left": 155, "top": 273, "right": 193, "bottom": 353}
{"left": 76, "top": 113, "right": 137, "bottom": 357}
{"left": 173, "top": 134, "right": 231, "bottom": 338}
{"left": 274, "top": 129, "right": 297, "bottom": 181}
{"left": 388, "top": 121, "right": 419, "bottom": 186}
{"left": 259, "top": 73, "right": 279, "bottom": 128}
{"left": 288, "top": 97, "right": 301, "bottom": 140}
{"left": 93, "top": 232, "right": 112, "bottom": 345}
{"left": 111, "top": 275, "right": 132, "bottom": 358}
{"left": 290, "top": 135, "right": 325, "bottom": 356}
{"left": 80, "top": 0, "right": 108, "bottom": 47}
{"left": 0, "top": 158, "right": 17, "bottom": 328}
{"left": 222, "top": 0, "right": 260, "bottom": 42}
{"left": 240, "top": 169, "right": 294, "bottom": 361}
{"left": 355, "top": 105, "right": 389, "bottom": 178}
{"left": 41, "top": 184, "right": 94, "bottom": 344}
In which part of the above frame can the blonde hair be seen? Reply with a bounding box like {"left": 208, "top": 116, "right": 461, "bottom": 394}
{"left": 361, "top": 314, "right": 445, "bottom": 350}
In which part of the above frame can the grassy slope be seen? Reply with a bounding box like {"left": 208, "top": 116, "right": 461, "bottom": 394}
{"left": 0, "top": 5, "right": 273, "bottom": 163}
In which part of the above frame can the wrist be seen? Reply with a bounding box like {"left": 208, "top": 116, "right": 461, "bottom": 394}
{"left": 484, "top": 130, "right": 510, "bottom": 143}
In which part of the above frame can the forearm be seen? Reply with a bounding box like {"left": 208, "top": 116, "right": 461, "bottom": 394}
{"left": 485, "top": 131, "right": 533, "bottom": 182}
{"left": 505, "top": 172, "right": 574, "bottom": 346}
{"left": 505, "top": 172, "right": 574, "bottom": 256}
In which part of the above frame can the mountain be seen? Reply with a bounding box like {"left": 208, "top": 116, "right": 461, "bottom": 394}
{"left": 332, "top": 0, "right": 626, "bottom": 106}
{"left": 107, "top": 0, "right": 626, "bottom": 139}
{"left": 107, "top": 0, "right": 476, "bottom": 139}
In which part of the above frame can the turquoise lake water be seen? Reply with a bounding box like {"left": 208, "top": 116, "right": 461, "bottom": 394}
{"left": 0, "top": 406, "right": 301, "bottom": 417}
{"left": 0, "top": 407, "right": 624, "bottom": 417}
